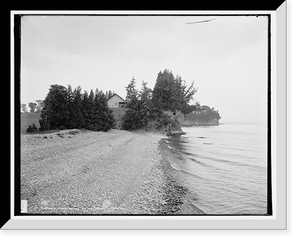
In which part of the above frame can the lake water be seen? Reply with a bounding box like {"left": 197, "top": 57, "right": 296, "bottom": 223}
{"left": 162, "top": 123, "right": 268, "bottom": 215}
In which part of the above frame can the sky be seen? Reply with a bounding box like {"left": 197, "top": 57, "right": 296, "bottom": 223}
{"left": 20, "top": 15, "right": 268, "bottom": 123}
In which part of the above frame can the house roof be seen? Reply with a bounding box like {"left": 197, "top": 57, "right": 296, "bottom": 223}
{"left": 107, "top": 93, "right": 125, "bottom": 102}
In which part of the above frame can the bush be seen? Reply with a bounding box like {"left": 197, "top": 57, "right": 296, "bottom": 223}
{"left": 26, "top": 123, "right": 38, "bottom": 133}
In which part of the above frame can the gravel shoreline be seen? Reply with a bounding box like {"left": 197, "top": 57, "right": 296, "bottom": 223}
{"left": 21, "top": 129, "right": 201, "bottom": 215}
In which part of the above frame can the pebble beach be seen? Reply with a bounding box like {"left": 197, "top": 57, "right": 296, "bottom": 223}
{"left": 20, "top": 129, "right": 198, "bottom": 215}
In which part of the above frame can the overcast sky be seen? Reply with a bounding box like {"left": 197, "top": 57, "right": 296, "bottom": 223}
{"left": 20, "top": 15, "right": 268, "bottom": 123}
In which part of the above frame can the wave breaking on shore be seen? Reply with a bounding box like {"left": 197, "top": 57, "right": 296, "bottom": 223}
{"left": 157, "top": 139, "right": 206, "bottom": 215}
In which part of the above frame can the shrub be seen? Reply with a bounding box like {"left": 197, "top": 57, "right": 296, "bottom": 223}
{"left": 26, "top": 123, "right": 38, "bottom": 133}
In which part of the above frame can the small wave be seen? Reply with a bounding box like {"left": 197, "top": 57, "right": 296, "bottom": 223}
{"left": 169, "top": 163, "right": 204, "bottom": 180}
{"left": 189, "top": 157, "right": 216, "bottom": 169}
{"left": 185, "top": 200, "right": 207, "bottom": 214}
{"left": 218, "top": 145, "right": 261, "bottom": 153}
{"left": 181, "top": 151, "right": 195, "bottom": 156}
{"left": 192, "top": 154, "right": 265, "bottom": 170}
{"left": 216, "top": 158, "right": 264, "bottom": 170}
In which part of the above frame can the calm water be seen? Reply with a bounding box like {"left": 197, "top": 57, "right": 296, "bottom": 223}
{"left": 163, "top": 123, "right": 268, "bottom": 215}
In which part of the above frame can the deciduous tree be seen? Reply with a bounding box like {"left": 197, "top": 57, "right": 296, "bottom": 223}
{"left": 28, "top": 102, "right": 37, "bottom": 113}
{"left": 35, "top": 100, "right": 44, "bottom": 112}
{"left": 21, "top": 103, "right": 28, "bottom": 113}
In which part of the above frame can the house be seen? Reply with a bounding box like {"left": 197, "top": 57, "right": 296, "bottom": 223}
{"left": 107, "top": 93, "right": 126, "bottom": 108}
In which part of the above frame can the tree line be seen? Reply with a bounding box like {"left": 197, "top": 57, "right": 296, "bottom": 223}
{"left": 21, "top": 90, "right": 115, "bottom": 114}
{"left": 185, "top": 102, "right": 221, "bottom": 122}
{"left": 21, "top": 100, "right": 44, "bottom": 113}
{"left": 26, "top": 69, "right": 209, "bottom": 133}
{"left": 121, "top": 69, "right": 198, "bottom": 131}
{"left": 38, "top": 85, "right": 115, "bottom": 132}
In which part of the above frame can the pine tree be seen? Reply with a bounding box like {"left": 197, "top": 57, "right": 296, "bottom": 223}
{"left": 152, "top": 69, "right": 197, "bottom": 114}
{"left": 108, "top": 90, "right": 114, "bottom": 99}
{"left": 122, "top": 78, "right": 151, "bottom": 130}
{"left": 39, "top": 84, "right": 69, "bottom": 130}
{"left": 94, "top": 91, "right": 115, "bottom": 131}
{"left": 125, "top": 77, "right": 139, "bottom": 102}
{"left": 40, "top": 85, "right": 115, "bottom": 132}
{"left": 66, "top": 84, "right": 76, "bottom": 129}
{"left": 73, "top": 86, "right": 85, "bottom": 128}
{"left": 93, "top": 89, "right": 103, "bottom": 131}
{"left": 82, "top": 91, "right": 90, "bottom": 129}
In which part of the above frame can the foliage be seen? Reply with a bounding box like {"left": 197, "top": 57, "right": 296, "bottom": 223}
{"left": 39, "top": 84, "right": 115, "bottom": 132}
{"left": 21, "top": 103, "right": 28, "bottom": 113}
{"left": 92, "top": 90, "right": 115, "bottom": 131}
{"left": 35, "top": 100, "right": 44, "bottom": 112}
{"left": 152, "top": 69, "right": 197, "bottom": 115}
{"left": 105, "top": 90, "right": 115, "bottom": 99}
{"left": 72, "top": 86, "right": 85, "bottom": 128}
{"left": 28, "top": 102, "right": 37, "bottom": 113}
{"left": 121, "top": 70, "right": 198, "bottom": 131}
{"left": 121, "top": 108, "right": 145, "bottom": 130}
{"left": 125, "top": 77, "right": 139, "bottom": 102}
{"left": 185, "top": 104, "right": 221, "bottom": 122}
{"left": 26, "top": 123, "right": 38, "bottom": 133}
{"left": 39, "top": 85, "right": 69, "bottom": 131}
{"left": 81, "top": 91, "right": 90, "bottom": 129}
{"left": 121, "top": 78, "right": 154, "bottom": 130}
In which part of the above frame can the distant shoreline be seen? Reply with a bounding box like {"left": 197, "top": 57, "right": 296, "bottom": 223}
{"left": 182, "top": 123, "right": 219, "bottom": 127}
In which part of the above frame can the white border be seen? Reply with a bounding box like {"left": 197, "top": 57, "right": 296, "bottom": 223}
{"left": 4, "top": 5, "right": 287, "bottom": 229}
{"left": 10, "top": 10, "right": 16, "bottom": 222}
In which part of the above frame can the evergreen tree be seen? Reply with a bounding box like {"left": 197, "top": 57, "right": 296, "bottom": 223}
{"left": 94, "top": 91, "right": 115, "bottom": 131}
{"left": 152, "top": 70, "right": 176, "bottom": 111}
{"left": 93, "top": 91, "right": 102, "bottom": 131}
{"left": 105, "top": 90, "right": 115, "bottom": 99}
{"left": 82, "top": 89, "right": 95, "bottom": 130}
{"left": 139, "top": 81, "right": 155, "bottom": 122}
{"left": 108, "top": 90, "right": 114, "bottom": 99}
{"left": 82, "top": 91, "right": 90, "bottom": 129}
{"left": 66, "top": 84, "right": 76, "bottom": 129}
{"left": 88, "top": 89, "right": 95, "bottom": 129}
{"left": 39, "top": 84, "right": 69, "bottom": 130}
{"left": 125, "top": 77, "right": 139, "bottom": 102}
{"left": 174, "top": 75, "right": 197, "bottom": 114}
{"left": 39, "top": 84, "right": 115, "bottom": 132}
{"left": 152, "top": 69, "right": 197, "bottom": 114}
{"left": 72, "top": 86, "right": 85, "bottom": 128}
{"left": 140, "top": 81, "right": 152, "bottom": 101}
{"left": 122, "top": 78, "right": 152, "bottom": 130}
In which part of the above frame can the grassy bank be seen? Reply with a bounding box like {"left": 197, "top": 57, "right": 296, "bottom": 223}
{"left": 20, "top": 108, "right": 125, "bottom": 134}
{"left": 21, "top": 112, "right": 41, "bottom": 133}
